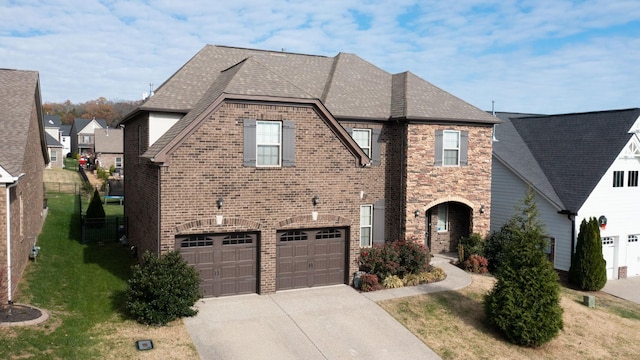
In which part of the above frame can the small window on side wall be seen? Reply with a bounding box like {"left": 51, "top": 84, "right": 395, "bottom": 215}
{"left": 243, "top": 119, "right": 295, "bottom": 167}
{"left": 346, "top": 127, "right": 382, "bottom": 166}
{"left": 360, "top": 205, "right": 373, "bottom": 247}
{"left": 628, "top": 170, "right": 638, "bottom": 187}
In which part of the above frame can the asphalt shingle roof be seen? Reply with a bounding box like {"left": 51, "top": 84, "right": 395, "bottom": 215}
{"left": 0, "top": 69, "right": 43, "bottom": 176}
{"left": 500, "top": 108, "right": 640, "bottom": 213}
{"left": 139, "top": 45, "right": 497, "bottom": 123}
{"left": 493, "top": 112, "right": 564, "bottom": 209}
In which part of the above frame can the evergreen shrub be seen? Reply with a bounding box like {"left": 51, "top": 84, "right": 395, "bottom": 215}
{"left": 126, "top": 251, "right": 202, "bottom": 325}
{"left": 568, "top": 217, "right": 607, "bottom": 291}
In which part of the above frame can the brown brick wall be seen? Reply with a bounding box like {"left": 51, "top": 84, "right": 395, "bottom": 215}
{"left": 404, "top": 123, "right": 493, "bottom": 250}
{"left": 123, "top": 115, "right": 159, "bottom": 257}
{"left": 1, "top": 103, "right": 46, "bottom": 303}
{"left": 96, "top": 153, "right": 123, "bottom": 171}
{"left": 126, "top": 102, "right": 387, "bottom": 293}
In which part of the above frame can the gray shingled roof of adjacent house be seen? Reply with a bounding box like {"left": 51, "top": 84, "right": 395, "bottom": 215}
{"left": 60, "top": 124, "right": 72, "bottom": 136}
{"left": 73, "top": 118, "right": 107, "bottom": 132}
{"left": 44, "top": 114, "right": 61, "bottom": 127}
{"left": 45, "top": 132, "right": 63, "bottom": 147}
{"left": 505, "top": 108, "right": 640, "bottom": 213}
{"left": 139, "top": 45, "right": 498, "bottom": 123}
{"left": 493, "top": 112, "right": 564, "bottom": 210}
{"left": 0, "top": 69, "right": 46, "bottom": 176}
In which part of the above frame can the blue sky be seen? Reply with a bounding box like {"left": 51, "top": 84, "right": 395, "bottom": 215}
{"left": 1, "top": 0, "right": 639, "bottom": 114}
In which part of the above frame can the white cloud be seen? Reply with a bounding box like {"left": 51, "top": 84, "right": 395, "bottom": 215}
{"left": 0, "top": 0, "right": 638, "bottom": 114}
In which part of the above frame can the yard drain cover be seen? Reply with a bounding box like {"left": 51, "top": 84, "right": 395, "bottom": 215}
{"left": 136, "top": 340, "right": 154, "bottom": 351}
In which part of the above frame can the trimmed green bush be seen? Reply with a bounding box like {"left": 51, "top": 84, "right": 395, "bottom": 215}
{"left": 459, "top": 233, "right": 484, "bottom": 260}
{"left": 484, "top": 189, "right": 563, "bottom": 347}
{"left": 568, "top": 217, "right": 607, "bottom": 291}
{"left": 484, "top": 223, "right": 517, "bottom": 273}
{"left": 126, "top": 251, "right": 202, "bottom": 325}
{"left": 392, "top": 239, "right": 430, "bottom": 276}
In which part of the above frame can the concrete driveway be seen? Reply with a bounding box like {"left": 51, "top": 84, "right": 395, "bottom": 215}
{"left": 603, "top": 276, "right": 640, "bottom": 304}
{"left": 183, "top": 285, "right": 441, "bottom": 359}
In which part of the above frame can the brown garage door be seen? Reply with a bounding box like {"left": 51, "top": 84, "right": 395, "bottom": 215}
{"left": 276, "top": 227, "right": 347, "bottom": 290}
{"left": 178, "top": 232, "right": 258, "bottom": 298}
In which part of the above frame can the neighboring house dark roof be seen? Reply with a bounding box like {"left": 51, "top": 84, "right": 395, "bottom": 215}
{"left": 44, "top": 114, "right": 61, "bottom": 127}
{"left": 94, "top": 128, "right": 123, "bottom": 153}
{"left": 493, "top": 112, "right": 564, "bottom": 210}
{"left": 500, "top": 108, "right": 640, "bottom": 213}
{"left": 135, "top": 45, "right": 498, "bottom": 124}
{"left": 72, "top": 117, "right": 107, "bottom": 133}
{"left": 60, "top": 124, "right": 72, "bottom": 136}
{"left": 0, "top": 69, "right": 48, "bottom": 176}
{"left": 45, "top": 132, "right": 63, "bottom": 148}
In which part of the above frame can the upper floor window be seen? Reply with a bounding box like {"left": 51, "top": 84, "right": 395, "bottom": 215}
{"left": 443, "top": 131, "right": 460, "bottom": 166}
{"left": 435, "top": 130, "right": 468, "bottom": 167}
{"left": 82, "top": 135, "right": 91, "bottom": 144}
{"left": 256, "top": 121, "right": 281, "bottom": 167}
{"left": 115, "top": 157, "right": 122, "bottom": 168}
{"left": 628, "top": 170, "right": 638, "bottom": 187}
{"left": 50, "top": 150, "right": 57, "bottom": 162}
{"left": 352, "top": 129, "right": 371, "bottom": 157}
{"left": 243, "top": 119, "right": 295, "bottom": 167}
{"left": 613, "top": 171, "right": 624, "bottom": 187}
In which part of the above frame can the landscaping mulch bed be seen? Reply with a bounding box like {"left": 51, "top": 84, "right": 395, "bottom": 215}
{"left": 0, "top": 304, "right": 42, "bottom": 324}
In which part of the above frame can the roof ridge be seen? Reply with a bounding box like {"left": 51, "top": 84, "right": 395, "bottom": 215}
{"left": 214, "top": 44, "right": 331, "bottom": 59}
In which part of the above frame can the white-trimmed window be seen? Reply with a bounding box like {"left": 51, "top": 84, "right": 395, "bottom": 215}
{"left": 115, "top": 157, "right": 122, "bottom": 168}
{"left": 437, "top": 204, "right": 448, "bottom": 232}
{"left": 51, "top": 150, "right": 57, "bottom": 162}
{"left": 352, "top": 129, "right": 371, "bottom": 157}
{"left": 443, "top": 131, "right": 460, "bottom": 166}
{"left": 256, "top": 121, "right": 281, "bottom": 167}
{"left": 360, "top": 205, "right": 373, "bottom": 247}
{"left": 629, "top": 234, "right": 639, "bottom": 243}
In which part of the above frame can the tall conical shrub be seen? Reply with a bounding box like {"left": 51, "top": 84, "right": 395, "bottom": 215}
{"left": 484, "top": 189, "right": 563, "bottom": 347}
{"left": 568, "top": 217, "right": 607, "bottom": 291}
{"left": 85, "top": 188, "right": 106, "bottom": 228}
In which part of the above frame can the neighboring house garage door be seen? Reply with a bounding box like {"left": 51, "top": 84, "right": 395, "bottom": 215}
{"left": 276, "top": 228, "right": 347, "bottom": 290}
{"left": 178, "top": 233, "right": 258, "bottom": 298}
{"left": 627, "top": 234, "right": 640, "bottom": 277}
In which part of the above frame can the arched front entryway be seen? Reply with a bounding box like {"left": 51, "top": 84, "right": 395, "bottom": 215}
{"left": 425, "top": 201, "right": 472, "bottom": 254}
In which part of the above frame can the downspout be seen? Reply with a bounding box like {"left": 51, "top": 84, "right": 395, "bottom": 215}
{"left": 559, "top": 209, "right": 577, "bottom": 257}
{"left": 6, "top": 173, "right": 25, "bottom": 305}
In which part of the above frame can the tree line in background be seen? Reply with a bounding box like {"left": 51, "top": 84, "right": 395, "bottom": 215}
{"left": 43, "top": 97, "right": 143, "bottom": 127}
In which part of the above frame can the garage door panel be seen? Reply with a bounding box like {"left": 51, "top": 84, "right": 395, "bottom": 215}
{"left": 276, "top": 228, "right": 347, "bottom": 290}
{"left": 179, "top": 233, "right": 257, "bottom": 298}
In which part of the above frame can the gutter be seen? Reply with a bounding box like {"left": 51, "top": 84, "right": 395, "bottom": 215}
{"left": 6, "top": 173, "right": 25, "bottom": 305}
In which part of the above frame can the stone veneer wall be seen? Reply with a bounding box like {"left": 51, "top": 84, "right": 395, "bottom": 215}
{"left": 404, "top": 123, "right": 493, "bottom": 248}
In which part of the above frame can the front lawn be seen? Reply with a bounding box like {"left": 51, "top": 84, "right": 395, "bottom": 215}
{"left": 0, "top": 193, "right": 198, "bottom": 359}
{"left": 380, "top": 273, "right": 640, "bottom": 359}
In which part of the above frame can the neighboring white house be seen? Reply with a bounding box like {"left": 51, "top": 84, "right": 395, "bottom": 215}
{"left": 491, "top": 109, "right": 640, "bottom": 279}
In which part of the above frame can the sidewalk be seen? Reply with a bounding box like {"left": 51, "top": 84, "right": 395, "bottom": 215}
{"left": 362, "top": 254, "right": 472, "bottom": 302}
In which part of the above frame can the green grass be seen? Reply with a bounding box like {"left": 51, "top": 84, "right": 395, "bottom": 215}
{"left": 0, "top": 193, "right": 135, "bottom": 359}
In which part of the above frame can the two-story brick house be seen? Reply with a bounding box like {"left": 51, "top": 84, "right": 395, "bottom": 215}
{"left": 121, "top": 45, "right": 497, "bottom": 297}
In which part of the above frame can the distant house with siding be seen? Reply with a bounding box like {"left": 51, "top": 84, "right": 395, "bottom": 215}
{"left": 491, "top": 109, "right": 640, "bottom": 279}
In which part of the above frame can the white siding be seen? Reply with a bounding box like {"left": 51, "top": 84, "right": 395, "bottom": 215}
{"left": 578, "top": 137, "right": 640, "bottom": 278}
{"left": 149, "top": 112, "right": 181, "bottom": 146}
{"left": 491, "top": 159, "right": 573, "bottom": 270}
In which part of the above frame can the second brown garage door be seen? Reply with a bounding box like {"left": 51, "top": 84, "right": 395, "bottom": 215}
{"left": 276, "top": 227, "right": 347, "bottom": 290}
{"left": 178, "top": 232, "right": 258, "bottom": 298}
